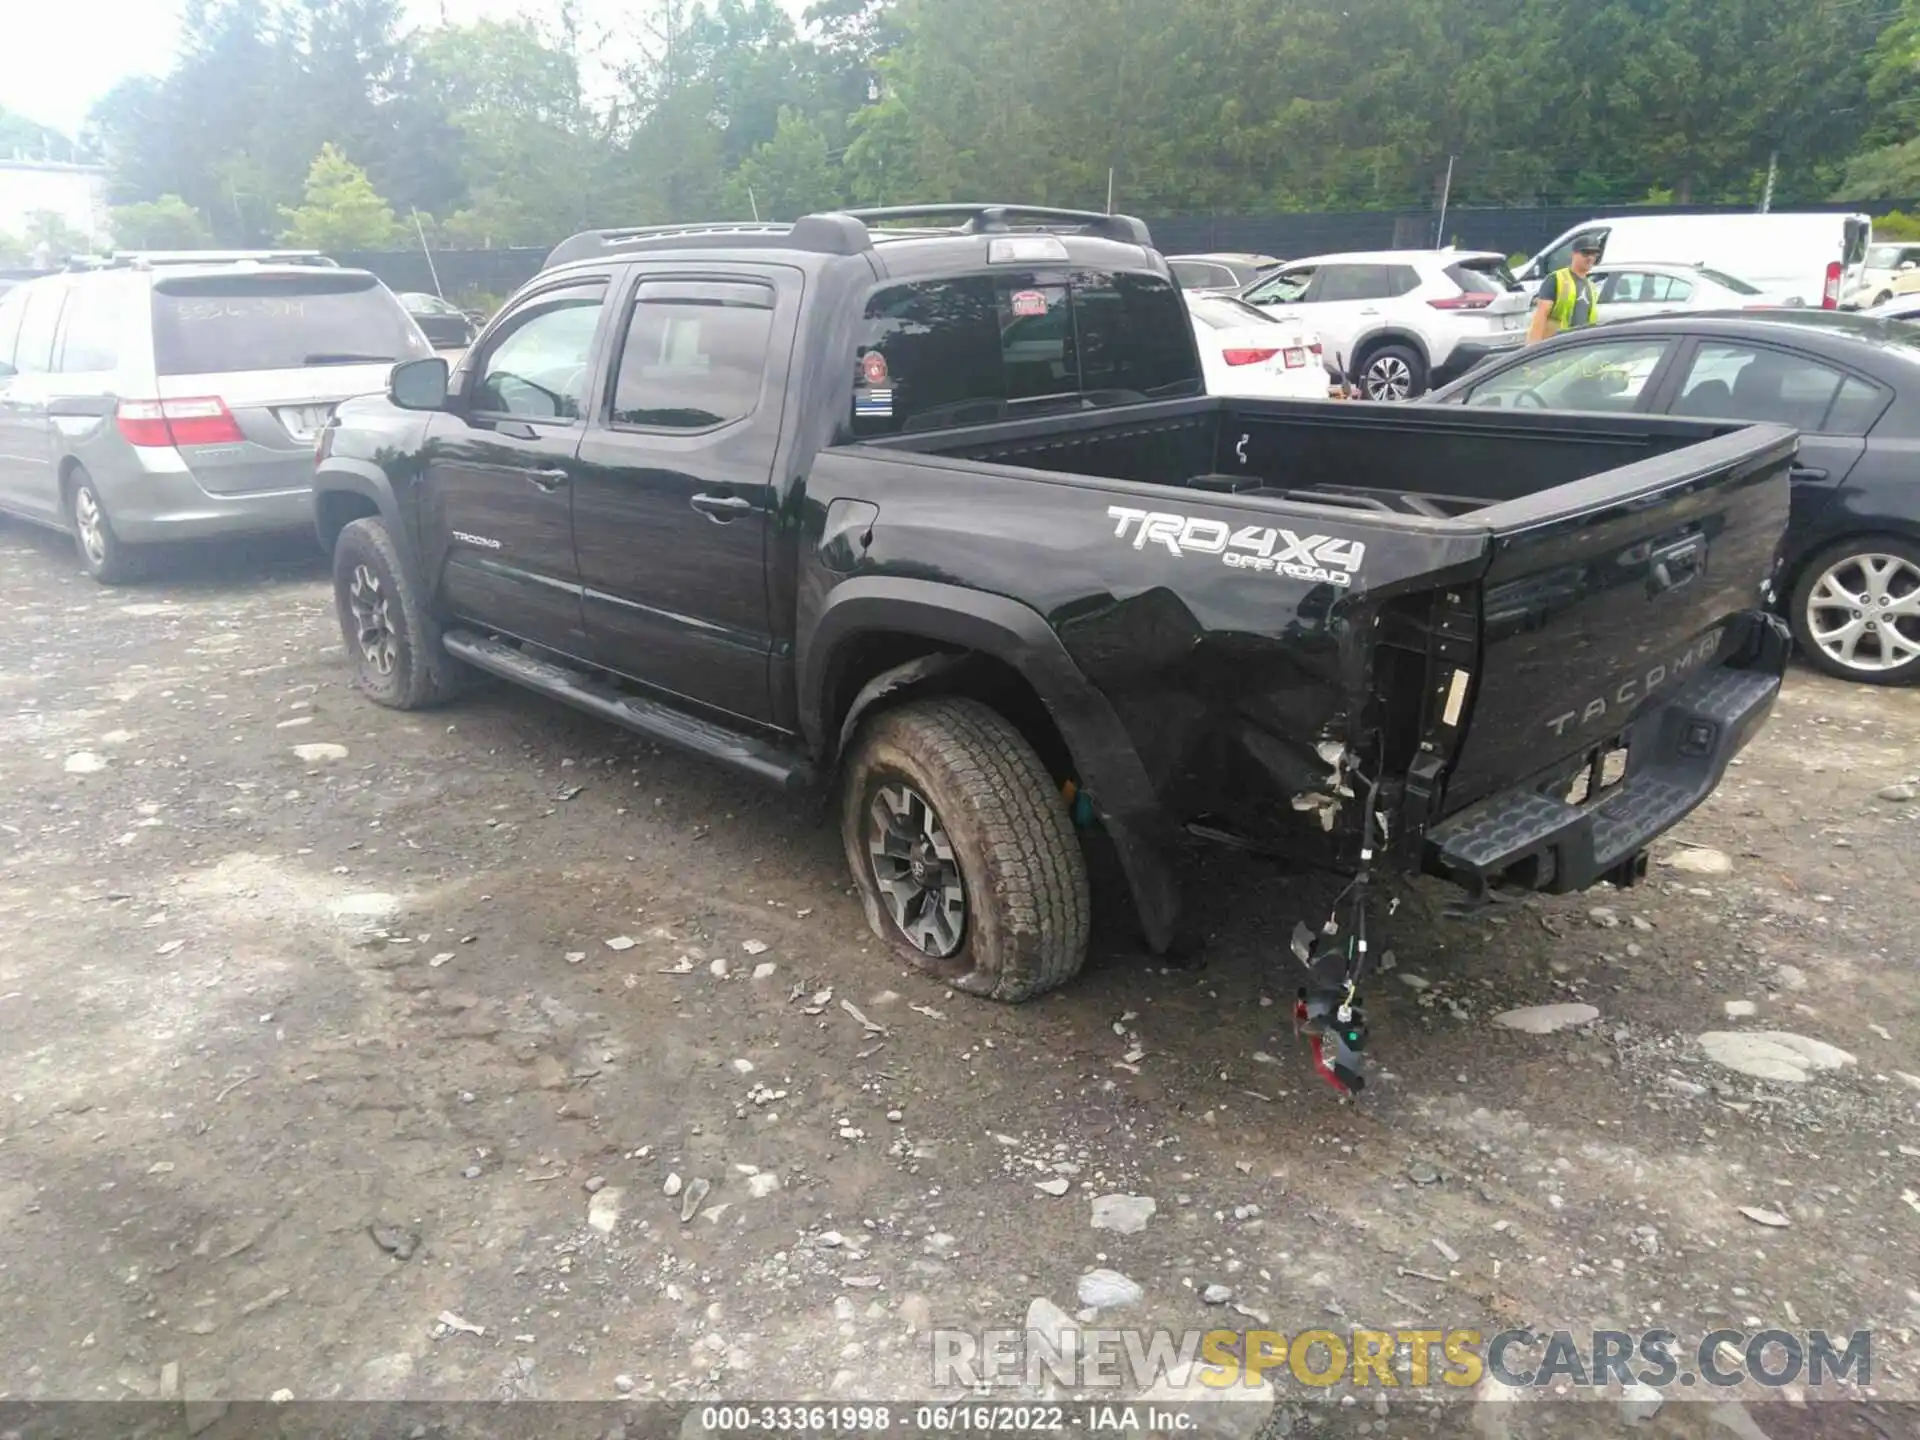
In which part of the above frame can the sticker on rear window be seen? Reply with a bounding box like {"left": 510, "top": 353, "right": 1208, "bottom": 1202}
{"left": 861, "top": 351, "right": 889, "bottom": 386}
{"left": 855, "top": 387, "right": 894, "bottom": 418}
{"left": 1010, "top": 290, "right": 1050, "bottom": 318}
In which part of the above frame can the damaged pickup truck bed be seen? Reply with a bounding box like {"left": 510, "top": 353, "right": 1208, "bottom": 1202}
{"left": 312, "top": 204, "right": 1794, "bottom": 1091}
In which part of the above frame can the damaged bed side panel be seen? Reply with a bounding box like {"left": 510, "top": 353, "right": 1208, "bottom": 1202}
{"left": 799, "top": 444, "right": 1491, "bottom": 873}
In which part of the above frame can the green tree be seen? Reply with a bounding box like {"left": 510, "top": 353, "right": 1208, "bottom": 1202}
{"left": 279, "top": 143, "right": 402, "bottom": 249}
{"left": 724, "top": 107, "right": 840, "bottom": 218}
{"left": 22, "top": 211, "right": 92, "bottom": 264}
{"left": 0, "top": 231, "right": 29, "bottom": 266}
{"left": 112, "top": 195, "right": 214, "bottom": 249}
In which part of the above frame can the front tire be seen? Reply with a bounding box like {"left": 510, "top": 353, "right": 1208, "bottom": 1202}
{"left": 840, "top": 698, "right": 1090, "bottom": 1003}
{"left": 68, "top": 469, "right": 142, "bottom": 584}
{"left": 1789, "top": 535, "right": 1920, "bottom": 684}
{"left": 332, "top": 517, "right": 466, "bottom": 709}
{"left": 1356, "top": 343, "right": 1427, "bottom": 402}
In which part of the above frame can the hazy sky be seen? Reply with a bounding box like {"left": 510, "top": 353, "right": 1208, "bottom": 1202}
{"left": 2, "top": 0, "right": 807, "bottom": 140}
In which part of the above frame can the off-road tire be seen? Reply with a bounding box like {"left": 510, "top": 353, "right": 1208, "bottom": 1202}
{"left": 1789, "top": 534, "right": 1920, "bottom": 685}
{"left": 332, "top": 517, "right": 467, "bottom": 709}
{"left": 840, "top": 697, "right": 1090, "bottom": 1002}
{"left": 67, "top": 468, "right": 143, "bottom": 585}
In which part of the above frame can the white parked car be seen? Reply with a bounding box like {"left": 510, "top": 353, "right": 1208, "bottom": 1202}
{"left": 1587, "top": 261, "right": 1793, "bottom": 321}
{"left": 1848, "top": 242, "right": 1920, "bottom": 309}
{"left": 1183, "top": 292, "right": 1330, "bottom": 399}
{"left": 1236, "top": 250, "right": 1530, "bottom": 400}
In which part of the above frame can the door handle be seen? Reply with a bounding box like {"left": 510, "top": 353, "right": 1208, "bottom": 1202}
{"left": 526, "top": 468, "right": 569, "bottom": 492}
{"left": 1790, "top": 465, "right": 1829, "bottom": 482}
{"left": 691, "top": 493, "right": 753, "bottom": 522}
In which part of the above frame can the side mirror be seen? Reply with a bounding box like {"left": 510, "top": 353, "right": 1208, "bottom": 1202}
{"left": 389, "top": 355, "right": 450, "bottom": 411}
{"left": 1900, "top": 261, "right": 1916, "bottom": 271}
{"left": 0, "top": 361, "right": 14, "bottom": 380}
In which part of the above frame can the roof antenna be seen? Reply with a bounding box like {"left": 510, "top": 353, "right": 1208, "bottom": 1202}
{"left": 748, "top": 187, "right": 760, "bottom": 223}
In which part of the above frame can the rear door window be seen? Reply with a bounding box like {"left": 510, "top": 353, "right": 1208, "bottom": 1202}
{"left": 1671, "top": 343, "right": 1845, "bottom": 431}
{"left": 1313, "top": 265, "right": 1392, "bottom": 302}
{"left": 610, "top": 280, "right": 774, "bottom": 430}
{"left": 1170, "top": 260, "right": 1232, "bottom": 291}
{"left": 151, "top": 272, "right": 432, "bottom": 376}
{"left": 849, "top": 270, "right": 1199, "bottom": 437}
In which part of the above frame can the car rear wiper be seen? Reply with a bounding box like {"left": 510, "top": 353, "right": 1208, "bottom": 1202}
{"left": 303, "top": 352, "right": 398, "bottom": 365}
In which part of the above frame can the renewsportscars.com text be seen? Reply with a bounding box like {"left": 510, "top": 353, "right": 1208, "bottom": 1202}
{"left": 931, "top": 1326, "right": 1871, "bottom": 1392}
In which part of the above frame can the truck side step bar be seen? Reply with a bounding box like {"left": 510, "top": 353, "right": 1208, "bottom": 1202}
{"left": 442, "top": 630, "right": 815, "bottom": 793}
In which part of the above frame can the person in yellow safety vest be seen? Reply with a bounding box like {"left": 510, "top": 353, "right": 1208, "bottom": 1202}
{"left": 1526, "top": 236, "right": 1603, "bottom": 344}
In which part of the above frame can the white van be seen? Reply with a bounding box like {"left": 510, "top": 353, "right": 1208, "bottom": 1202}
{"left": 1516, "top": 212, "right": 1872, "bottom": 309}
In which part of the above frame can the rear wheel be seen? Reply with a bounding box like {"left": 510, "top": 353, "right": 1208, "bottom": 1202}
{"left": 840, "top": 697, "right": 1090, "bottom": 1003}
{"left": 1356, "top": 343, "right": 1427, "bottom": 402}
{"left": 331, "top": 517, "right": 467, "bottom": 709}
{"left": 1875, "top": 291, "right": 1893, "bottom": 308}
{"left": 1790, "top": 536, "right": 1920, "bottom": 684}
{"left": 67, "top": 468, "right": 142, "bottom": 584}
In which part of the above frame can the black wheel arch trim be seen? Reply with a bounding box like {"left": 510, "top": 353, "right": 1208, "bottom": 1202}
{"left": 802, "top": 576, "right": 1182, "bottom": 952}
{"left": 314, "top": 462, "right": 417, "bottom": 574}
{"left": 1350, "top": 329, "right": 1432, "bottom": 374}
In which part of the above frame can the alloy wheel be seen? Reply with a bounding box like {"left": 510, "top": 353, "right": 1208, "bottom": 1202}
{"left": 73, "top": 487, "right": 107, "bottom": 567}
{"left": 1805, "top": 551, "right": 1920, "bottom": 674}
{"left": 1363, "top": 354, "right": 1414, "bottom": 401}
{"left": 348, "top": 563, "right": 398, "bottom": 677}
{"left": 866, "top": 782, "right": 967, "bottom": 958}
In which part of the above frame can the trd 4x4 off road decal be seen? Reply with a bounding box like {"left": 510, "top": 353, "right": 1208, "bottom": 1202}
{"left": 1106, "top": 506, "right": 1366, "bottom": 587}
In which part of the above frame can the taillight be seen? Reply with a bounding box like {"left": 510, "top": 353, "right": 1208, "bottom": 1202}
{"left": 1222, "top": 347, "right": 1281, "bottom": 367}
{"left": 116, "top": 397, "right": 245, "bottom": 448}
{"left": 1823, "top": 262, "right": 1842, "bottom": 309}
{"left": 1428, "top": 292, "right": 1496, "bottom": 310}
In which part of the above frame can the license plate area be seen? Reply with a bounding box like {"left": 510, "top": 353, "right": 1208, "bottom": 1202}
{"left": 275, "top": 404, "right": 335, "bottom": 442}
{"left": 1563, "top": 739, "right": 1629, "bottom": 808}
{"left": 1282, "top": 347, "right": 1308, "bottom": 368}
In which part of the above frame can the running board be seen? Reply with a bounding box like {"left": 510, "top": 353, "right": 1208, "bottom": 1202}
{"left": 442, "top": 630, "right": 815, "bottom": 793}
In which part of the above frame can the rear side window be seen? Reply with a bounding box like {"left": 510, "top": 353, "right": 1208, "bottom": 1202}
{"left": 611, "top": 280, "right": 774, "bottom": 430}
{"left": 57, "top": 280, "right": 128, "bottom": 373}
{"left": 1824, "top": 375, "right": 1890, "bottom": 436}
{"left": 1170, "top": 260, "right": 1231, "bottom": 290}
{"left": 151, "top": 272, "right": 431, "bottom": 376}
{"left": 13, "top": 285, "right": 65, "bottom": 375}
{"left": 1446, "top": 263, "right": 1506, "bottom": 295}
{"left": 1386, "top": 265, "right": 1422, "bottom": 297}
{"left": 849, "top": 270, "right": 1199, "bottom": 437}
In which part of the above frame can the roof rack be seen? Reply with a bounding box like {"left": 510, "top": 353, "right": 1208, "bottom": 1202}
{"left": 65, "top": 249, "right": 340, "bottom": 272}
{"left": 542, "top": 204, "right": 1155, "bottom": 270}
{"left": 841, "top": 205, "right": 1154, "bottom": 246}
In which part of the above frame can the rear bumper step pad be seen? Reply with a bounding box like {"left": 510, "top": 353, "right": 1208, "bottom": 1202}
{"left": 1425, "top": 663, "right": 1780, "bottom": 893}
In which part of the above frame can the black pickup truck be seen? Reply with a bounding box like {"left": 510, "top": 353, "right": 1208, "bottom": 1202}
{"left": 312, "top": 204, "right": 1794, "bottom": 1090}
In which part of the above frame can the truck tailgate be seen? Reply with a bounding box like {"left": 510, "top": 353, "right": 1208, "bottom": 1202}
{"left": 1439, "top": 421, "right": 1795, "bottom": 815}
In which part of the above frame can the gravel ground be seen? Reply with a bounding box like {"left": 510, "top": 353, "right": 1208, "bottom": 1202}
{"left": 0, "top": 520, "right": 1915, "bottom": 1439}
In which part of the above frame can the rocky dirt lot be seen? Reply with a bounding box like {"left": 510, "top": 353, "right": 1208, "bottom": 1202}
{"left": 0, "top": 521, "right": 1916, "bottom": 1440}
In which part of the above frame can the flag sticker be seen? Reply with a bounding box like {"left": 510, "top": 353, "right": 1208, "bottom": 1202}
{"left": 1010, "top": 290, "right": 1050, "bottom": 318}
{"left": 855, "top": 387, "right": 894, "bottom": 418}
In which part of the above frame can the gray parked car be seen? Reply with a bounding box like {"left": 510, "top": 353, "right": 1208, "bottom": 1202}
{"left": 0, "top": 254, "right": 432, "bottom": 581}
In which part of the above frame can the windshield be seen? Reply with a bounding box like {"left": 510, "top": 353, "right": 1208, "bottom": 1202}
{"left": 152, "top": 272, "right": 431, "bottom": 375}
{"left": 1188, "top": 295, "right": 1279, "bottom": 329}
{"left": 1868, "top": 245, "right": 1904, "bottom": 270}
{"left": 1694, "top": 266, "right": 1762, "bottom": 296}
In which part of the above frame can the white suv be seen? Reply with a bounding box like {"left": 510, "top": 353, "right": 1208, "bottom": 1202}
{"left": 1239, "top": 250, "right": 1530, "bottom": 400}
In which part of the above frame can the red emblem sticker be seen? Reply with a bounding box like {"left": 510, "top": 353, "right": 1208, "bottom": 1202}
{"left": 861, "top": 352, "right": 889, "bottom": 386}
{"left": 1010, "top": 290, "right": 1050, "bottom": 318}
